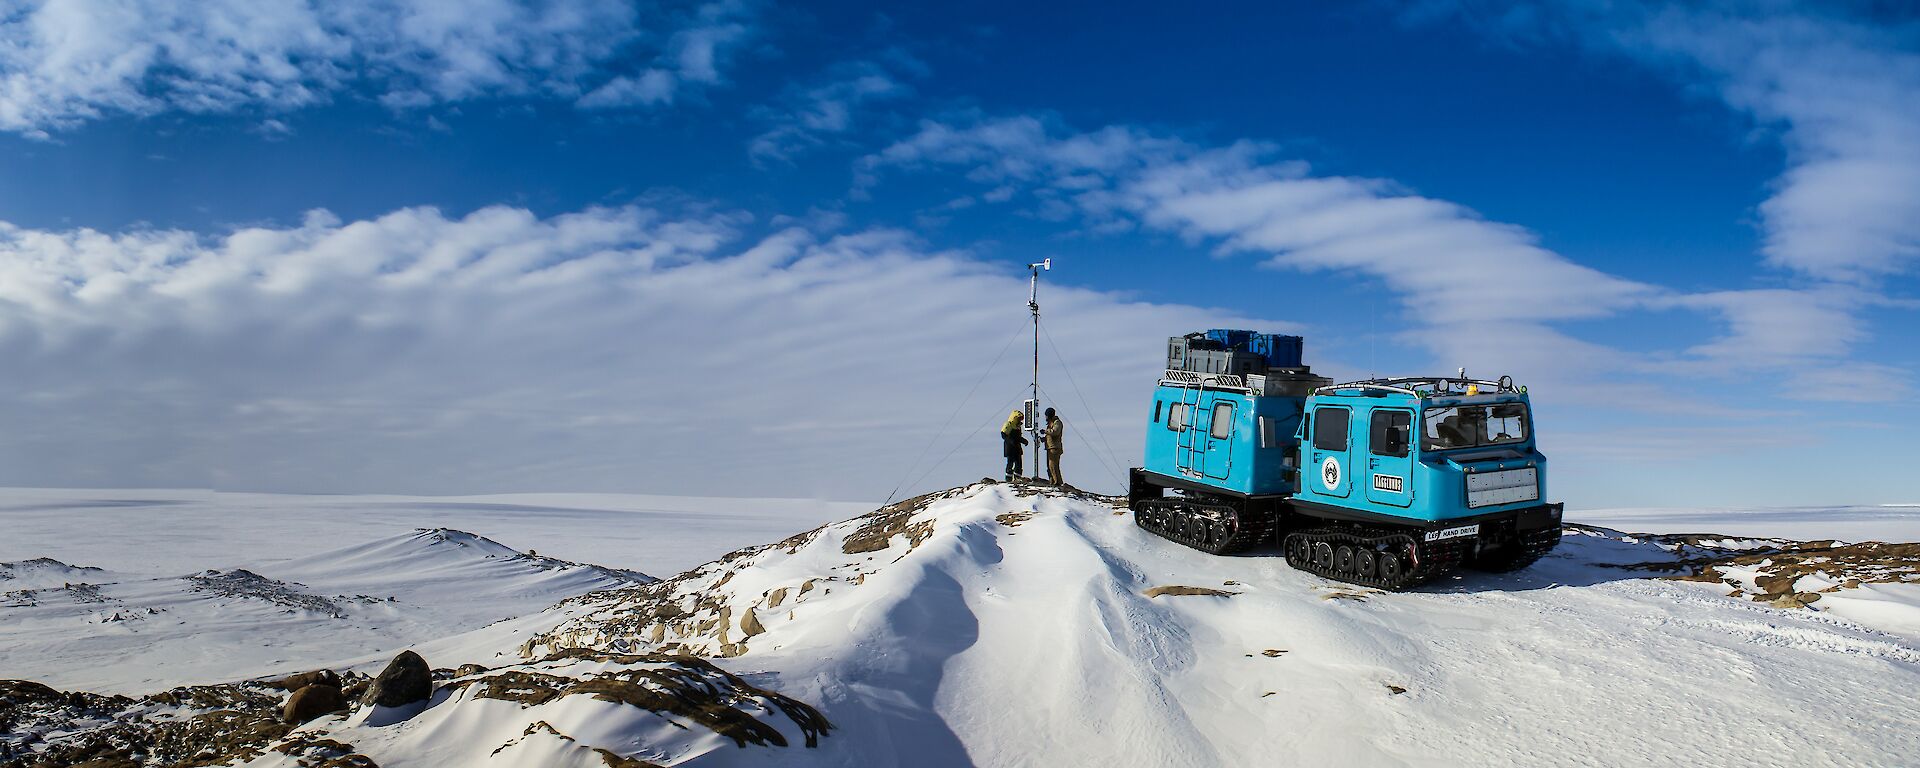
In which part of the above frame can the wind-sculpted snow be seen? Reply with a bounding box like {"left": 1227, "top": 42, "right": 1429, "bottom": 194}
{"left": 514, "top": 481, "right": 1919, "bottom": 767}
{"left": 0, "top": 528, "right": 651, "bottom": 694}
{"left": 3, "top": 485, "right": 1919, "bottom": 766}
{"left": 524, "top": 483, "right": 983, "bottom": 660}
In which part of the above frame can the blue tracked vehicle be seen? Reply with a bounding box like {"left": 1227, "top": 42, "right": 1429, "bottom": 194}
{"left": 1128, "top": 330, "right": 1564, "bottom": 590}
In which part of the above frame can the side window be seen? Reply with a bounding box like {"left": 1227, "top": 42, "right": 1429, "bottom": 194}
{"left": 1369, "top": 410, "right": 1412, "bottom": 457}
{"left": 1169, "top": 403, "right": 1188, "bottom": 431}
{"left": 1210, "top": 402, "right": 1234, "bottom": 439}
{"left": 1258, "top": 416, "right": 1277, "bottom": 448}
{"left": 1153, "top": 401, "right": 1163, "bottom": 425}
{"left": 1311, "top": 407, "right": 1349, "bottom": 451}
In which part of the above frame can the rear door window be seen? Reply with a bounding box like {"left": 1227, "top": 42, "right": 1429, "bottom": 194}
{"left": 1209, "top": 402, "right": 1234, "bottom": 439}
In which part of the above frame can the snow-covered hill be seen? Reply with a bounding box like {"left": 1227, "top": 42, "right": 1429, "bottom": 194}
{"left": 0, "top": 529, "right": 649, "bottom": 693}
{"left": 498, "top": 482, "right": 1920, "bottom": 767}
{"left": 5, "top": 482, "right": 1918, "bottom": 767}
{"left": 0, "top": 487, "right": 870, "bottom": 577}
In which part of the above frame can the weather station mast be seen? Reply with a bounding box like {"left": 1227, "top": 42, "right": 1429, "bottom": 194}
{"left": 1026, "top": 258, "right": 1050, "bottom": 480}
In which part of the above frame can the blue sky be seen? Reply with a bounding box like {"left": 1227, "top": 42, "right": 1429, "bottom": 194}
{"left": 0, "top": 1, "right": 1914, "bottom": 507}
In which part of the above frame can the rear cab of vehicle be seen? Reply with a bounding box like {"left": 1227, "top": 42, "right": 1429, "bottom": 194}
{"left": 1291, "top": 380, "right": 1562, "bottom": 555}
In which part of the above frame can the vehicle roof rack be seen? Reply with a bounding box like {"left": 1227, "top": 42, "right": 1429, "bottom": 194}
{"left": 1314, "top": 376, "right": 1521, "bottom": 397}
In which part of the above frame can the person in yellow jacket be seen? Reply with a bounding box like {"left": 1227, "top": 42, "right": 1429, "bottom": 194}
{"left": 1043, "top": 407, "right": 1065, "bottom": 487}
{"left": 1000, "top": 410, "right": 1028, "bottom": 481}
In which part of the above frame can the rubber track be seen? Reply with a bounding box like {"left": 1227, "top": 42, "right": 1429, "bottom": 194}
{"left": 1469, "top": 525, "right": 1563, "bottom": 573}
{"left": 1282, "top": 525, "right": 1472, "bottom": 591}
{"left": 1132, "top": 497, "right": 1274, "bottom": 555}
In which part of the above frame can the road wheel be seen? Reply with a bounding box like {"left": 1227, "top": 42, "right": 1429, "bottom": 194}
{"left": 1354, "top": 549, "right": 1377, "bottom": 580}
{"left": 1378, "top": 552, "right": 1403, "bottom": 583}
{"left": 1335, "top": 545, "right": 1355, "bottom": 573}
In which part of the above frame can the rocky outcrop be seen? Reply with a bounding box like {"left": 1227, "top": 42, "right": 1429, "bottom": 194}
{"left": 840, "top": 486, "right": 961, "bottom": 554}
{"left": 445, "top": 649, "right": 833, "bottom": 749}
{"left": 1578, "top": 524, "right": 1920, "bottom": 609}
{"left": 361, "top": 651, "right": 432, "bottom": 708}
{"left": 0, "top": 679, "right": 296, "bottom": 766}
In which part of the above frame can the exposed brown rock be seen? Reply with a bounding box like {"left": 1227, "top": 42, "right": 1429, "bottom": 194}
{"left": 1577, "top": 524, "right": 1920, "bottom": 608}
{"left": 1, "top": 679, "right": 292, "bottom": 767}
{"left": 272, "top": 670, "right": 342, "bottom": 692}
{"left": 840, "top": 486, "right": 965, "bottom": 554}
{"left": 474, "top": 650, "right": 836, "bottom": 749}
{"left": 282, "top": 684, "right": 347, "bottom": 724}
{"left": 1754, "top": 572, "right": 1798, "bottom": 596}
{"left": 272, "top": 734, "right": 380, "bottom": 767}
{"left": 471, "top": 671, "right": 569, "bottom": 706}
{"left": 1144, "top": 585, "right": 1236, "bottom": 598}
{"left": 740, "top": 609, "right": 766, "bottom": 637}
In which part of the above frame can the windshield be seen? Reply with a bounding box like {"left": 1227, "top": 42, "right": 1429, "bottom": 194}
{"left": 1422, "top": 402, "right": 1530, "bottom": 451}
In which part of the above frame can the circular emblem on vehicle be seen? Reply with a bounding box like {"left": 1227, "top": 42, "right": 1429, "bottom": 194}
{"left": 1321, "top": 456, "right": 1341, "bottom": 490}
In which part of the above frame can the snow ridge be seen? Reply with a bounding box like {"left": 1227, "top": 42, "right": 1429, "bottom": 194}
{"left": 509, "top": 481, "right": 1920, "bottom": 767}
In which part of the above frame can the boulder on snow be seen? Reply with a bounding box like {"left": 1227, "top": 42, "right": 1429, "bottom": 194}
{"left": 282, "top": 683, "right": 346, "bottom": 724}
{"left": 454, "top": 664, "right": 489, "bottom": 678}
{"left": 271, "top": 669, "right": 340, "bottom": 691}
{"left": 361, "top": 650, "right": 433, "bottom": 708}
{"left": 740, "top": 608, "right": 766, "bottom": 637}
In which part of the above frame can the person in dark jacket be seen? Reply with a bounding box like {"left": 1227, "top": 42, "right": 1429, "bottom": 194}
{"left": 1043, "top": 407, "right": 1065, "bottom": 487}
{"left": 1001, "top": 410, "right": 1028, "bottom": 481}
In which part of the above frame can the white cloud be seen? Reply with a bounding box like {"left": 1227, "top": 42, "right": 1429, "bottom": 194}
{"left": 578, "top": 70, "right": 678, "bottom": 108}
{"left": 0, "top": 205, "right": 1271, "bottom": 497}
{"left": 861, "top": 112, "right": 1911, "bottom": 402}
{"left": 748, "top": 58, "right": 913, "bottom": 163}
{"left": 1622, "top": 5, "right": 1920, "bottom": 282}
{"left": 865, "top": 117, "right": 1665, "bottom": 384}
{"left": 1397, "top": 2, "right": 1920, "bottom": 397}
{"left": 0, "top": 0, "right": 758, "bottom": 134}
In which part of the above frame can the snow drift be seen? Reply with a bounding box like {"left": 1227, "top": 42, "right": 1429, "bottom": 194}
{"left": 5, "top": 482, "right": 1919, "bottom": 767}
{"left": 501, "top": 481, "right": 1920, "bottom": 767}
